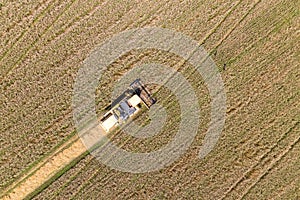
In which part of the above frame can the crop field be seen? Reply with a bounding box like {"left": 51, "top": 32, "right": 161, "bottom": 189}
{"left": 0, "top": 0, "right": 299, "bottom": 199}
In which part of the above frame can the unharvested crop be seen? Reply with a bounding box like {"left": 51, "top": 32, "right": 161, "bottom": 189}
{"left": 1, "top": 0, "right": 299, "bottom": 199}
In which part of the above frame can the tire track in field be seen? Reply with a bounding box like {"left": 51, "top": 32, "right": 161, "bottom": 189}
{"left": 124, "top": 0, "right": 257, "bottom": 120}
{"left": 146, "top": 0, "right": 289, "bottom": 133}
{"left": 28, "top": 0, "right": 290, "bottom": 197}
{"left": 0, "top": 0, "right": 140, "bottom": 158}
{"left": 225, "top": 50, "right": 296, "bottom": 124}
{"left": 218, "top": 12, "right": 299, "bottom": 157}
{"left": 64, "top": 2, "right": 265, "bottom": 197}
{"left": 74, "top": 88, "right": 297, "bottom": 200}
{"left": 1, "top": 0, "right": 109, "bottom": 135}
{"left": 235, "top": 53, "right": 299, "bottom": 171}
{"left": 1, "top": 139, "right": 86, "bottom": 200}
{"left": 0, "top": 0, "right": 272, "bottom": 197}
{"left": 74, "top": 92, "right": 297, "bottom": 200}
{"left": 71, "top": 25, "right": 296, "bottom": 200}
{"left": 219, "top": 121, "right": 300, "bottom": 200}
{"left": 198, "top": 0, "right": 242, "bottom": 45}
{"left": 0, "top": 0, "right": 139, "bottom": 131}
{"left": 0, "top": 0, "right": 292, "bottom": 198}
{"left": 0, "top": 0, "right": 78, "bottom": 84}
{"left": 43, "top": 61, "right": 168, "bottom": 198}
{"left": 219, "top": 8, "right": 299, "bottom": 146}
{"left": 226, "top": 1, "right": 298, "bottom": 66}
{"left": 47, "top": 156, "right": 95, "bottom": 200}
{"left": 2, "top": 0, "right": 179, "bottom": 165}
{"left": 57, "top": 87, "right": 195, "bottom": 198}
{"left": 0, "top": 8, "right": 150, "bottom": 194}
{"left": 82, "top": 91, "right": 288, "bottom": 199}
{"left": 118, "top": 0, "right": 261, "bottom": 129}
{"left": 40, "top": 0, "right": 109, "bottom": 49}
{"left": 0, "top": 133, "right": 80, "bottom": 199}
{"left": 40, "top": 9, "right": 292, "bottom": 200}
{"left": 0, "top": 0, "right": 144, "bottom": 85}
{"left": 213, "top": 0, "right": 261, "bottom": 49}
{"left": 239, "top": 122, "right": 300, "bottom": 199}
{"left": 161, "top": 0, "right": 262, "bottom": 100}
{"left": 0, "top": 0, "right": 170, "bottom": 196}
{"left": 0, "top": 0, "right": 138, "bottom": 127}
{"left": 0, "top": 0, "right": 230, "bottom": 136}
{"left": 69, "top": 1, "right": 296, "bottom": 198}
{"left": 41, "top": 0, "right": 192, "bottom": 196}
{"left": 0, "top": 0, "right": 118, "bottom": 145}
{"left": 216, "top": 50, "right": 298, "bottom": 199}
{"left": 0, "top": 0, "right": 53, "bottom": 49}
{"left": 217, "top": 77, "right": 296, "bottom": 198}
{"left": 0, "top": 8, "right": 129, "bottom": 190}
{"left": 0, "top": 0, "right": 62, "bottom": 71}
{"left": 0, "top": 0, "right": 54, "bottom": 57}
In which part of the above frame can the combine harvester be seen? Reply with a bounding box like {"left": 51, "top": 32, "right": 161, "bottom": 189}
{"left": 99, "top": 79, "right": 156, "bottom": 133}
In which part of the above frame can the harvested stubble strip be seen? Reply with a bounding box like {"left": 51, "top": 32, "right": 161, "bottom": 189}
{"left": 0, "top": 0, "right": 230, "bottom": 189}
{"left": 18, "top": 0, "right": 256, "bottom": 197}
{"left": 0, "top": 0, "right": 138, "bottom": 190}
{"left": 1, "top": 136, "right": 86, "bottom": 200}
{"left": 33, "top": 1, "right": 299, "bottom": 198}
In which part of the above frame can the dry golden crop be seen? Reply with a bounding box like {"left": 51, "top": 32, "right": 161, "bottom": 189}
{"left": 1, "top": 0, "right": 299, "bottom": 199}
